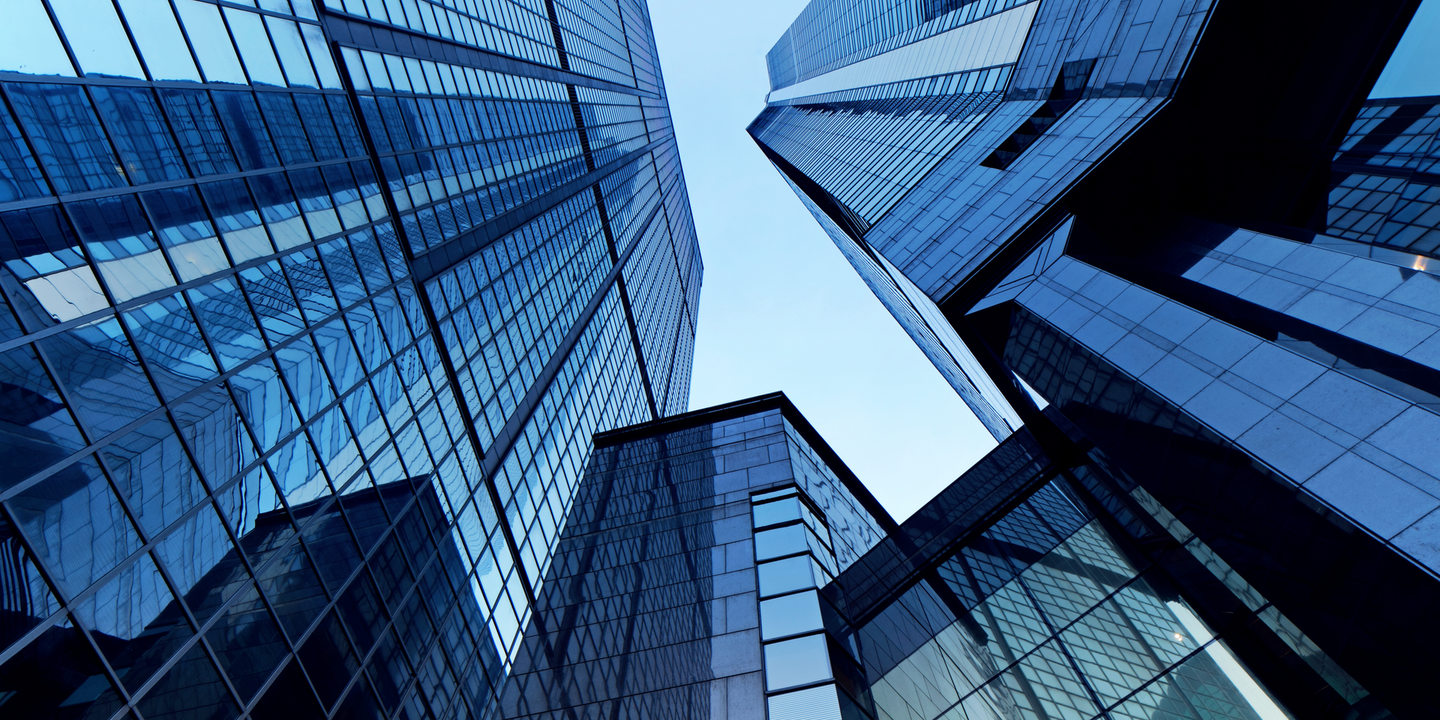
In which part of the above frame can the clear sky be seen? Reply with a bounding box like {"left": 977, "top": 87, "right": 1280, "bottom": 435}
{"left": 647, "top": 0, "right": 997, "bottom": 521}
{"left": 1372, "top": 0, "right": 1440, "bottom": 99}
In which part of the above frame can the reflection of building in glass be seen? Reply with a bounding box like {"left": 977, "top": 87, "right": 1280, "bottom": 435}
{"left": 503, "top": 393, "right": 1289, "bottom": 720}
{"left": 0, "top": 0, "right": 699, "bottom": 716}
{"left": 753, "top": 0, "right": 1440, "bottom": 717}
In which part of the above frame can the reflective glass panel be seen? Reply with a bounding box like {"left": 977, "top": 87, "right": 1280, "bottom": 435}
{"left": 0, "top": 1, "right": 75, "bottom": 76}
{"left": 753, "top": 497, "right": 802, "bottom": 529}
{"left": 758, "top": 555, "right": 818, "bottom": 597}
{"left": 225, "top": 8, "right": 286, "bottom": 86}
{"left": 49, "top": 0, "right": 145, "bottom": 79}
{"left": 764, "top": 634, "right": 832, "bottom": 691}
{"left": 118, "top": 0, "right": 202, "bottom": 81}
{"left": 755, "top": 524, "right": 808, "bottom": 561}
{"left": 176, "top": 0, "right": 247, "bottom": 84}
{"left": 760, "top": 590, "right": 823, "bottom": 641}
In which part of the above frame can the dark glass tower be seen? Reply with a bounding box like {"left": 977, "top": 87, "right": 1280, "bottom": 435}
{"left": 0, "top": 0, "right": 699, "bottom": 717}
{"left": 753, "top": 0, "right": 1440, "bottom": 717}
{"left": 497, "top": 394, "right": 895, "bottom": 719}
{"left": 503, "top": 393, "right": 1294, "bottom": 720}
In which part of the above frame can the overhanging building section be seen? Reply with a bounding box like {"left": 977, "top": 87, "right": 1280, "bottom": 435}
{"left": 755, "top": 0, "right": 1440, "bottom": 717}
{"left": 502, "top": 392, "right": 1314, "bottom": 720}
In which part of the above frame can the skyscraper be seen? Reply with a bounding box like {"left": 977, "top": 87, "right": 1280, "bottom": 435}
{"left": 500, "top": 392, "right": 1297, "bottom": 720}
{"left": 497, "top": 393, "right": 895, "bottom": 719}
{"left": 0, "top": 0, "right": 699, "bottom": 717}
{"left": 753, "top": 0, "right": 1440, "bottom": 716}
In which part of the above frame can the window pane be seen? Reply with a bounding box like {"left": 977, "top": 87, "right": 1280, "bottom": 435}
{"left": 215, "top": 91, "right": 280, "bottom": 170}
{"left": 70, "top": 195, "right": 176, "bottom": 303}
{"left": 768, "top": 685, "right": 844, "bottom": 720}
{"left": 0, "top": 0, "right": 75, "bottom": 76}
{"left": 758, "top": 555, "right": 816, "bottom": 597}
{"left": 755, "top": 524, "right": 808, "bottom": 560}
{"left": 0, "top": 101, "right": 50, "bottom": 201}
{"left": 92, "top": 86, "right": 188, "bottom": 184}
{"left": 225, "top": 8, "right": 286, "bottom": 86}
{"left": 142, "top": 186, "right": 229, "bottom": 283}
{"left": 763, "top": 634, "right": 831, "bottom": 691}
{"left": 7, "top": 83, "right": 125, "bottom": 194}
{"left": 266, "top": 16, "right": 318, "bottom": 87}
{"left": 753, "top": 497, "right": 802, "bottom": 528}
{"left": 760, "top": 591, "right": 823, "bottom": 641}
{"left": 159, "top": 89, "right": 239, "bottom": 176}
{"left": 176, "top": 0, "right": 247, "bottom": 84}
{"left": 118, "top": 0, "right": 202, "bottom": 81}
{"left": 49, "top": 0, "right": 145, "bottom": 79}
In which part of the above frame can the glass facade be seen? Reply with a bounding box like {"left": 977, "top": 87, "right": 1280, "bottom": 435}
{"left": 1324, "top": 96, "right": 1440, "bottom": 256}
{"left": 498, "top": 393, "right": 889, "bottom": 719}
{"left": 755, "top": 0, "right": 1440, "bottom": 717}
{"left": 843, "top": 461, "right": 1291, "bottom": 720}
{"left": 505, "top": 393, "right": 1300, "bottom": 720}
{"left": 0, "top": 0, "right": 699, "bottom": 718}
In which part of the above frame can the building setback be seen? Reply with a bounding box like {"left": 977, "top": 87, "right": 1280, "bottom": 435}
{"left": 752, "top": 0, "right": 1440, "bottom": 717}
{"left": 0, "top": 0, "right": 700, "bottom": 717}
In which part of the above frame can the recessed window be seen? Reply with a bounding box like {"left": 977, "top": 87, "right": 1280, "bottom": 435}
{"left": 981, "top": 59, "right": 1096, "bottom": 170}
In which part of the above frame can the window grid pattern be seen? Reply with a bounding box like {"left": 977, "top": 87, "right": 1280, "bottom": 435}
{"left": 0, "top": 1, "right": 698, "bottom": 719}
{"left": 0, "top": 115, "right": 532, "bottom": 719}
{"left": 426, "top": 193, "right": 608, "bottom": 452}
{"left": 619, "top": 0, "right": 664, "bottom": 96}
{"left": 493, "top": 285, "right": 651, "bottom": 590}
{"left": 321, "top": 0, "right": 563, "bottom": 69}
{"left": 0, "top": 0, "right": 341, "bottom": 90}
{"left": 501, "top": 406, "right": 814, "bottom": 718}
{"left": 751, "top": 69, "right": 1009, "bottom": 229}
{"left": 341, "top": 49, "right": 651, "bottom": 258}
{"left": 1327, "top": 98, "right": 1440, "bottom": 255}
{"left": 753, "top": 486, "right": 857, "bottom": 718}
{"left": 552, "top": 0, "right": 636, "bottom": 88}
{"left": 860, "top": 482, "right": 1269, "bottom": 720}
{"left": 766, "top": 0, "right": 1035, "bottom": 92}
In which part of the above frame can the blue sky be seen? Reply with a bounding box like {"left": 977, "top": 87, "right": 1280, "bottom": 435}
{"left": 648, "top": 0, "right": 995, "bottom": 521}
{"left": 647, "top": 0, "right": 1440, "bottom": 521}
{"left": 1372, "top": 0, "right": 1440, "bottom": 99}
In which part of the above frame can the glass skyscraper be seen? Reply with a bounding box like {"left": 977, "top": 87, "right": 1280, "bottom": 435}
{"left": 501, "top": 392, "right": 1294, "bottom": 720}
{"left": 753, "top": 0, "right": 1440, "bottom": 717}
{"left": 0, "top": 0, "right": 699, "bottom": 718}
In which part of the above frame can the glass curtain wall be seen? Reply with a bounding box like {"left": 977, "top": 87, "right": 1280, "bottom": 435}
{"left": 0, "top": 0, "right": 699, "bottom": 718}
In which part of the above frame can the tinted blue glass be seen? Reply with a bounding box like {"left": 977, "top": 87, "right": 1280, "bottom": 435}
{"left": 202, "top": 178, "right": 275, "bottom": 263}
{"left": 159, "top": 88, "right": 240, "bottom": 176}
{"left": 123, "top": 292, "right": 219, "bottom": 401}
{"left": 141, "top": 186, "right": 230, "bottom": 282}
{"left": 69, "top": 194, "right": 178, "bottom": 302}
{"left": 296, "top": 93, "right": 344, "bottom": 160}
{"left": 92, "top": 86, "right": 188, "bottom": 184}
{"left": 0, "top": 99, "right": 49, "bottom": 200}
{"left": 214, "top": 90, "right": 280, "bottom": 170}
{"left": 257, "top": 91, "right": 316, "bottom": 164}
{"left": 0, "top": 1, "right": 702, "bottom": 717}
{"left": 6, "top": 82, "right": 125, "bottom": 193}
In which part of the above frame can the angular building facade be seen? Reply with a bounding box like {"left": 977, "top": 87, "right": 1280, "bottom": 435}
{"left": 497, "top": 394, "right": 893, "bottom": 719}
{"left": 502, "top": 393, "right": 1298, "bottom": 720}
{"left": 753, "top": 0, "right": 1440, "bottom": 717}
{"left": 0, "top": 0, "right": 699, "bottom": 717}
